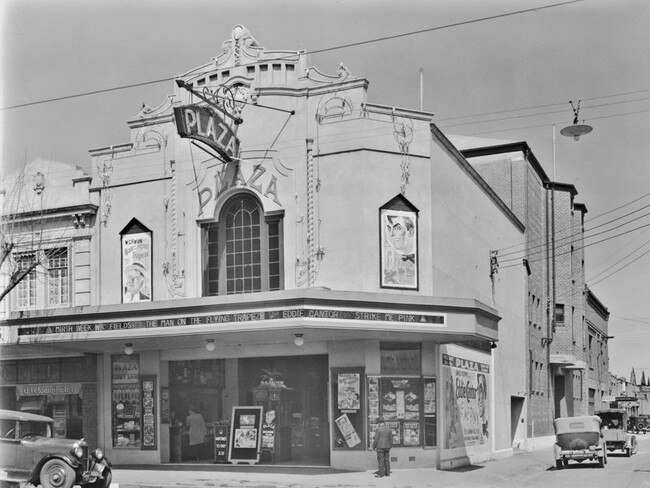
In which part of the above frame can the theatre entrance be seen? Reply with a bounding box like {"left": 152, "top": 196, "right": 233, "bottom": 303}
{"left": 239, "top": 355, "right": 329, "bottom": 466}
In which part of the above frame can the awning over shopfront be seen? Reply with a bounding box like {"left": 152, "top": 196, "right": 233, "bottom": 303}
{"left": 1, "top": 288, "right": 500, "bottom": 358}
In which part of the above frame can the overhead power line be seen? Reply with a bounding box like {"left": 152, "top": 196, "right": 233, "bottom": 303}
{"left": 1, "top": 0, "right": 586, "bottom": 112}
{"left": 498, "top": 206, "right": 650, "bottom": 264}
{"left": 499, "top": 220, "right": 650, "bottom": 269}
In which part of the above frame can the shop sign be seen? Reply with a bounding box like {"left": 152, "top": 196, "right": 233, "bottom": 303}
{"left": 16, "top": 382, "right": 82, "bottom": 398}
{"left": 19, "top": 308, "right": 446, "bottom": 337}
{"left": 615, "top": 396, "right": 638, "bottom": 402}
{"left": 174, "top": 104, "right": 240, "bottom": 161}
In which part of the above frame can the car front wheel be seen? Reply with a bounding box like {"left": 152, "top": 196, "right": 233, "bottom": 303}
{"left": 40, "top": 459, "right": 76, "bottom": 488}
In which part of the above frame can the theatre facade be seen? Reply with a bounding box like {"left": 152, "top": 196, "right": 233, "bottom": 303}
{"left": 0, "top": 25, "right": 527, "bottom": 471}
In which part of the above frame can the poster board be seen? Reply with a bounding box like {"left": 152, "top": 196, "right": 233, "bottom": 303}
{"left": 423, "top": 377, "right": 437, "bottom": 448}
{"left": 111, "top": 354, "right": 141, "bottom": 449}
{"left": 380, "top": 201, "right": 419, "bottom": 290}
{"left": 368, "top": 376, "right": 423, "bottom": 448}
{"left": 228, "top": 406, "right": 263, "bottom": 464}
{"left": 331, "top": 367, "right": 365, "bottom": 450}
{"left": 140, "top": 375, "right": 157, "bottom": 450}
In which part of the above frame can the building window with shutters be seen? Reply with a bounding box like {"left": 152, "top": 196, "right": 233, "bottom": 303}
{"left": 202, "top": 194, "right": 283, "bottom": 296}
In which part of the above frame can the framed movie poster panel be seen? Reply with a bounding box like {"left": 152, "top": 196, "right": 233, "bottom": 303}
{"left": 380, "top": 204, "right": 418, "bottom": 290}
{"left": 228, "top": 406, "right": 263, "bottom": 464}
{"left": 121, "top": 219, "right": 152, "bottom": 303}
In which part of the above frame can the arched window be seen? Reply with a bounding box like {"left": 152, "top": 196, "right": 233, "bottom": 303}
{"left": 203, "top": 194, "right": 283, "bottom": 295}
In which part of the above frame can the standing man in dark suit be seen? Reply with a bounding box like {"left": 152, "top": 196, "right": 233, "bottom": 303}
{"left": 372, "top": 417, "right": 393, "bottom": 477}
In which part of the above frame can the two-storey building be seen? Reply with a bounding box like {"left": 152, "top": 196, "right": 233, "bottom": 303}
{"left": 1, "top": 25, "right": 528, "bottom": 470}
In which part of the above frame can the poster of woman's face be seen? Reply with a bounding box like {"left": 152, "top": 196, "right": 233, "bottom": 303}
{"left": 380, "top": 208, "right": 418, "bottom": 289}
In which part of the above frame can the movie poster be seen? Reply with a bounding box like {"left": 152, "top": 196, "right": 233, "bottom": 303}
{"left": 380, "top": 208, "right": 418, "bottom": 289}
{"left": 442, "top": 353, "right": 490, "bottom": 449}
{"left": 122, "top": 231, "right": 152, "bottom": 303}
{"left": 338, "top": 373, "right": 361, "bottom": 410}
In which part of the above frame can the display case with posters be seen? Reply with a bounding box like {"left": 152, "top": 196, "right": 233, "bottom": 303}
{"left": 367, "top": 376, "right": 423, "bottom": 448}
{"left": 112, "top": 354, "right": 141, "bottom": 449}
{"left": 331, "top": 368, "right": 364, "bottom": 450}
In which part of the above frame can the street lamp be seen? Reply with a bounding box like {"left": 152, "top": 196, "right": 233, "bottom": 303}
{"left": 560, "top": 100, "right": 593, "bottom": 141}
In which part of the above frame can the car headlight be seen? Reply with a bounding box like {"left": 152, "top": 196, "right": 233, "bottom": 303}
{"left": 72, "top": 441, "right": 84, "bottom": 458}
{"left": 92, "top": 448, "right": 104, "bottom": 460}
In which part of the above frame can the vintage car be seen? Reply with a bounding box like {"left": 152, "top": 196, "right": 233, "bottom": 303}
{"left": 553, "top": 415, "right": 606, "bottom": 469}
{"left": 628, "top": 414, "right": 649, "bottom": 434}
{"left": 0, "top": 409, "right": 111, "bottom": 488}
{"left": 597, "top": 409, "right": 638, "bottom": 456}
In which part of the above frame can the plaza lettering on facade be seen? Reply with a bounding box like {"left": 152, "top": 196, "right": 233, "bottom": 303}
{"left": 442, "top": 354, "right": 490, "bottom": 374}
{"left": 174, "top": 104, "right": 240, "bottom": 161}
{"left": 197, "top": 162, "right": 281, "bottom": 217}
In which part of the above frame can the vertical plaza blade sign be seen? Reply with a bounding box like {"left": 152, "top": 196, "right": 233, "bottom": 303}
{"left": 173, "top": 104, "right": 240, "bottom": 161}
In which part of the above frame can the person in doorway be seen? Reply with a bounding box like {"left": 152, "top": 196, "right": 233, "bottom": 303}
{"left": 185, "top": 406, "right": 206, "bottom": 461}
{"left": 372, "top": 417, "right": 393, "bottom": 478}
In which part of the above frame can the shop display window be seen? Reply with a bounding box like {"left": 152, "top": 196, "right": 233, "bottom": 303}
{"left": 112, "top": 354, "right": 141, "bottom": 449}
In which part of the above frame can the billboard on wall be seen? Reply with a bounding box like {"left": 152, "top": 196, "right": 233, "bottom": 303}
{"left": 442, "top": 353, "right": 490, "bottom": 449}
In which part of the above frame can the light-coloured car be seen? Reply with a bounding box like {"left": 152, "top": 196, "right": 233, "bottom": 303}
{"left": 553, "top": 415, "right": 606, "bottom": 469}
{"left": 0, "top": 409, "right": 111, "bottom": 488}
{"left": 597, "top": 409, "right": 638, "bottom": 457}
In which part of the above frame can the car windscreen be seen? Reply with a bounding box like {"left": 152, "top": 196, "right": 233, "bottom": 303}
{"left": 20, "top": 420, "right": 51, "bottom": 438}
{"left": 1, "top": 419, "right": 16, "bottom": 438}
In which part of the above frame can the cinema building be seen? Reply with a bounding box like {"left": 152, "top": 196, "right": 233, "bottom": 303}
{"left": 0, "top": 26, "right": 527, "bottom": 470}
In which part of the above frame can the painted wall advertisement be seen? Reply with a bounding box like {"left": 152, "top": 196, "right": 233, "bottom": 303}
{"left": 122, "top": 231, "right": 152, "bottom": 303}
{"left": 442, "top": 353, "right": 489, "bottom": 449}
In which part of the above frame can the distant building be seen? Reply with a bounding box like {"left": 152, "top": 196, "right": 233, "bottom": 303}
{"left": 458, "top": 140, "right": 605, "bottom": 444}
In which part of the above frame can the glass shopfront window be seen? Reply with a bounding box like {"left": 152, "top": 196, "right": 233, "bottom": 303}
{"left": 111, "top": 354, "right": 141, "bottom": 449}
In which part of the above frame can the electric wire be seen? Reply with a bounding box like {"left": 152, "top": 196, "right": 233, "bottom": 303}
{"left": 498, "top": 208, "right": 650, "bottom": 264}
{"left": 439, "top": 94, "right": 650, "bottom": 129}
{"left": 587, "top": 239, "right": 650, "bottom": 283}
{"left": 437, "top": 88, "right": 650, "bottom": 122}
{"left": 1, "top": 0, "right": 586, "bottom": 112}
{"left": 499, "top": 220, "right": 650, "bottom": 269}
{"left": 492, "top": 192, "right": 650, "bottom": 256}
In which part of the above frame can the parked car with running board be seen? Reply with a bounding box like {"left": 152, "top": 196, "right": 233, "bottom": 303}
{"left": 0, "top": 409, "right": 111, "bottom": 488}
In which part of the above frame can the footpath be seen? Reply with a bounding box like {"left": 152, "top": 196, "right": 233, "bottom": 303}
{"left": 112, "top": 447, "right": 554, "bottom": 488}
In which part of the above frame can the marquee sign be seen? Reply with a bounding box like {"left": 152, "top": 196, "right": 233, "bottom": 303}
{"left": 18, "top": 308, "right": 447, "bottom": 336}
{"left": 173, "top": 104, "right": 240, "bottom": 161}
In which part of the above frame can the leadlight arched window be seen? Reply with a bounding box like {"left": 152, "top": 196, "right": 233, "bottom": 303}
{"left": 203, "top": 194, "right": 283, "bottom": 295}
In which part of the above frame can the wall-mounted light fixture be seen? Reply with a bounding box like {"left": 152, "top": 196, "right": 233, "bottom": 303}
{"left": 490, "top": 341, "right": 498, "bottom": 349}
{"left": 205, "top": 339, "right": 216, "bottom": 352}
{"left": 294, "top": 333, "right": 304, "bottom": 347}
{"left": 124, "top": 343, "right": 134, "bottom": 355}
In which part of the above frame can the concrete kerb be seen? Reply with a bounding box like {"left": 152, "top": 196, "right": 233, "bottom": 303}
{"left": 111, "top": 447, "right": 556, "bottom": 488}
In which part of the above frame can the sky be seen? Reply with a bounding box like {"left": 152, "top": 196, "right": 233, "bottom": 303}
{"left": 1, "top": 0, "right": 649, "bottom": 381}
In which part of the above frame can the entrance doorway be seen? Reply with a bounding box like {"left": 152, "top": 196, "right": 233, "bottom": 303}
{"left": 510, "top": 396, "right": 525, "bottom": 448}
{"left": 168, "top": 359, "right": 225, "bottom": 462}
{"left": 239, "top": 355, "right": 329, "bottom": 466}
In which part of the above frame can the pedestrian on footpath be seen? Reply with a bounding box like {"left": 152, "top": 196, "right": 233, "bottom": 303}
{"left": 372, "top": 417, "right": 393, "bottom": 477}
{"left": 185, "top": 405, "right": 206, "bottom": 461}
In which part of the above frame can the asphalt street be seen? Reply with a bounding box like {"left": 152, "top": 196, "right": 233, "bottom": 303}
{"left": 112, "top": 435, "right": 650, "bottom": 488}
